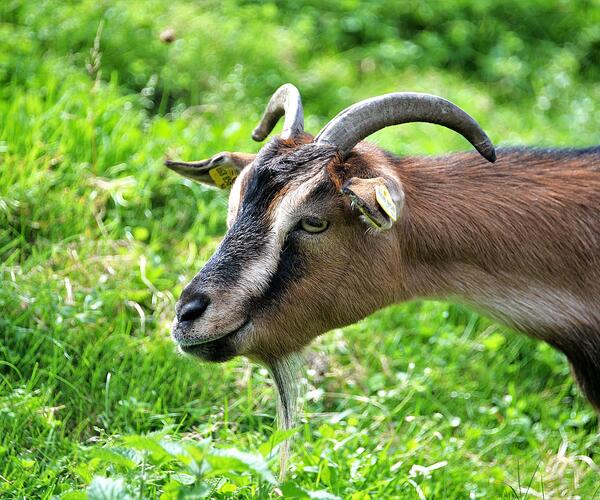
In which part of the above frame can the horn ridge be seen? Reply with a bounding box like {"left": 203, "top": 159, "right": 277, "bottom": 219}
{"left": 252, "top": 83, "right": 304, "bottom": 142}
{"left": 315, "top": 92, "right": 496, "bottom": 163}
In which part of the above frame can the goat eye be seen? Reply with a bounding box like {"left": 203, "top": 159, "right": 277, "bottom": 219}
{"left": 299, "top": 217, "right": 329, "bottom": 234}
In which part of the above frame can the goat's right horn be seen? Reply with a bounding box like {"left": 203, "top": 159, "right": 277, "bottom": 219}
{"left": 315, "top": 92, "right": 496, "bottom": 163}
{"left": 252, "top": 83, "right": 304, "bottom": 142}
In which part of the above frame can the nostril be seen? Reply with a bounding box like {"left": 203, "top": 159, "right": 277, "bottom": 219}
{"left": 178, "top": 295, "right": 210, "bottom": 323}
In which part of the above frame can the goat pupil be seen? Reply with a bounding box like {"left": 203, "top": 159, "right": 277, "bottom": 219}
{"left": 300, "top": 217, "right": 328, "bottom": 233}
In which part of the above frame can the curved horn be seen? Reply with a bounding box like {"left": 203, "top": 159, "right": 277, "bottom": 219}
{"left": 315, "top": 92, "right": 496, "bottom": 163}
{"left": 252, "top": 83, "right": 304, "bottom": 142}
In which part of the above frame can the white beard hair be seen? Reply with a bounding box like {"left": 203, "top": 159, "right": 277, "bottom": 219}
{"left": 266, "top": 352, "right": 305, "bottom": 480}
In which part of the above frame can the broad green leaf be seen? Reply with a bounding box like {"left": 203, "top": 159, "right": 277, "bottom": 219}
{"left": 319, "top": 461, "right": 331, "bottom": 485}
{"left": 218, "top": 482, "right": 237, "bottom": 494}
{"left": 180, "top": 438, "right": 210, "bottom": 463}
{"left": 88, "top": 447, "right": 138, "bottom": 470}
{"left": 279, "top": 482, "right": 310, "bottom": 499}
{"left": 279, "top": 483, "right": 341, "bottom": 500}
{"left": 159, "top": 479, "right": 181, "bottom": 500}
{"left": 258, "top": 427, "right": 299, "bottom": 457}
{"left": 178, "top": 483, "right": 211, "bottom": 498}
{"left": 121, "top": 435, "right": 171, "bottom": 462}
{"left": 87, "top": 476, "right": 132, "bottom": 500}
{"left": 159, "top": 440, "right": 191, "bottom": 459}
{"left": 206, "top": 448, "right": 276, "bottom": 484}
{"left": 171, "top": 472, "right": 196, "bottom": 485}
{"left": 60, "top": 491, "right": 87, "bottom": 500}
{"left": 317, "top": 424, "right": 335, "bottom": 439}
{"left": 72, "top": 463, "right": 94, "bottom": 484}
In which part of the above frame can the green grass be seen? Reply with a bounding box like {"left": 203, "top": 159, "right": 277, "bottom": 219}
{"left": 1, "top": 1, "right": 600, "bottom": 498}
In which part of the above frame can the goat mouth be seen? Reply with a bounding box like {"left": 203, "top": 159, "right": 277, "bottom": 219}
{"left": 179, "top": 321, "right": 250, "bottom": 362}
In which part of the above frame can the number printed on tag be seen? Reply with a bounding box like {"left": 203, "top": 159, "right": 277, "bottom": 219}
{"left": 209, "top": 166, "right": 238, "bottom": 189}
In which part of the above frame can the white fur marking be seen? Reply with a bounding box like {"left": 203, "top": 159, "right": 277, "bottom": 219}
{"left": 233, "top": 176, "right": 322, "bottom": 299}
{"left": 227, "top": 163, "right": 252, "bottom": 228}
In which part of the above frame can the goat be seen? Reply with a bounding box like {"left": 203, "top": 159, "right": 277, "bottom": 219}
{"left": 165, "top": 84, "right": 600, "bottom": 449}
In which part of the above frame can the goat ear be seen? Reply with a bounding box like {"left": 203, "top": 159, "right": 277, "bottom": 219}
{"left": 341, "top": 176, "right": 404, "bottom": 230}
{"left": 165, "top": 152, "right": 255, "bottom": 189}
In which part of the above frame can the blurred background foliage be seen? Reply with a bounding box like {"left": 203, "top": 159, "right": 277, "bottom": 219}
{"left": 1, "top": 0, "right": 600, "bottom": 498}
{"left": 3, "top": 0, "right": 600, "bottom": 110}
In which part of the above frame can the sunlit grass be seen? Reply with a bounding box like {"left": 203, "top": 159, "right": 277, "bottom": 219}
{"left": 1, "top": 1, "right": 600, "bottom": 497}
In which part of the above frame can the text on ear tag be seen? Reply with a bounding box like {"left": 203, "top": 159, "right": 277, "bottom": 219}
{"left": 375, "top": 184, "right": 397, "bottom": 222}
{"left": 208, "top": 166, "right": 238, "bottom": 189}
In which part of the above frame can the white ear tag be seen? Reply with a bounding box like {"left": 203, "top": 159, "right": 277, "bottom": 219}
{"left": 375, "top": 184, "right": 397, "bottom": 222}
{"left": 208, "top": 166, "right": 238, "bottom": 189}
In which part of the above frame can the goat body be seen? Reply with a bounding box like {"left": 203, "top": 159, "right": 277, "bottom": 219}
{"left": 167, "top": 85, "right": 600, "bottom": 415}
{"left": 366, "top": 145, "right": 600, "bottom": 409}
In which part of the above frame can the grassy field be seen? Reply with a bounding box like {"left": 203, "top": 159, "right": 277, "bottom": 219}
{"left": 2, "top": 1, "right": 600, "bottom": 498}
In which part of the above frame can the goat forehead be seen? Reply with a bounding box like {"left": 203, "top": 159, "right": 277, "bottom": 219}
{"left": 238, "top": 154, "right": 333, "bottom": 223}
{"left": 233, "top": 174, "right": 327, "bottom": 243}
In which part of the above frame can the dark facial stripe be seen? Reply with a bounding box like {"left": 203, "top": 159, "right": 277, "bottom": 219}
{"left": 197, "top": 213, "right": 269, "bottom": 287}
{"left": 193, "top": 139, "right": 337, "bottom": 300}
{"left": 192, "top": 143, "right": 287, "bottom": 289}
{"left": 245, "top": 180, "right": 337, "bottom": 312}
{"left": 247, "top": 234, "right": 306, "bottom": 312}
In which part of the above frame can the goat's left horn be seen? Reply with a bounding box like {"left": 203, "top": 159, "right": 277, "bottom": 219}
{"left": 252, "top": 83, "right": 304, "bottom": 142}
{"left": 315, "top": 92, "right": 496, "bottom": 163}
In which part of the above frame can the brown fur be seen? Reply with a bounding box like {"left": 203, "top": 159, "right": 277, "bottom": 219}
{"left": 260, "top": 142, "right": 600, "bottom": 408}
{"left": 228, "top": 152, "right": 257, "bottom": 168}
{"left": 328, "top": 144, "right": 600, "bottom": 300}
{"left": 329, "top": 145, "right": 600, "bottom": 409}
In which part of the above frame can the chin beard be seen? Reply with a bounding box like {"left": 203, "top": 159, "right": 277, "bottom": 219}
{"left": 265, "top": 352, "right": 305, "bottom": 480}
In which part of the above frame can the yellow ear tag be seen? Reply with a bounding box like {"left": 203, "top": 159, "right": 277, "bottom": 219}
{"left": 208, "top": 166, "right": 238, "bottom": 189}
{"left": 375, "top": 184, "right": 397, "bottom": 222}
